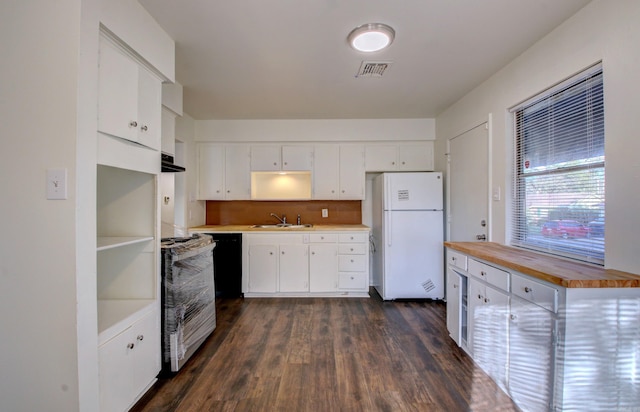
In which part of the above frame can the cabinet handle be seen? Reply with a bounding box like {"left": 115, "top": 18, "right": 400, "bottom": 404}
{"left": 137, "top": 335, "right": 144, "bottom": 341}
{"left": 524, "top": 286, "right": 532, "bottom": 293}
{"left": 140, "top": 125, "right": 148, "bottom": 132}
{"left": 127, "top": 343, "right": 135, "bottom": 350}
{"left": 129, "top": 121, "right": 138, "bottom": 128}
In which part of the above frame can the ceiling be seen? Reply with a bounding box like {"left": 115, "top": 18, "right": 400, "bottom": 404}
{"left": 139, "top": 0, "right": 590, "bottom": 120}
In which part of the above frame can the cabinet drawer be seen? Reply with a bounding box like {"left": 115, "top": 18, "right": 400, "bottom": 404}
{"left": 468, "top": 259, "right": 509, "bottom": 292}
{"left": 511, "top": 273, "right": 558, "bottom": 313}
{"left": 338, "top": 243, "right": 366, "bottom": 255}
{"left": 310, "top": 233, "right": 337, "bottom": 243}
{"left": 338, "top": 272, "right": 368, "bottom": 290}
{"left": 338, "top": 255, "right": 366, "bottom": 271}
{"left": 447, "top": 250, "right": 467, "bottom": 271}
{"left": 338, "top": 233, "right": 368, "bottom": 243}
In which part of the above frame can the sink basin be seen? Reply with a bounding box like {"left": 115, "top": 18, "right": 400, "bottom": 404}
{"left": 251, "top": 224, "right": 313, "bottom": 229}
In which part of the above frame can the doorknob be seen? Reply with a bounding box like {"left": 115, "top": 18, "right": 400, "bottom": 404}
{"left": 476, "top": 234, "right": 486, "bottom": 241}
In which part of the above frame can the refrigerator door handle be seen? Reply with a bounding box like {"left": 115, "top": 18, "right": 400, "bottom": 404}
{"left": 386, "top": 212, "right": 392, "bottom": 247}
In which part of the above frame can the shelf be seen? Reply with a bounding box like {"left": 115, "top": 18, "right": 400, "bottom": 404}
{"left": 98, "top": 299, "right": 157, "bottom": 344}
{"left": 97, "top": 236, "right": 154, "bottom": 252}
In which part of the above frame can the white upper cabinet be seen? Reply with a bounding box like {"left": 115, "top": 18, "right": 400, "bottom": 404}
{"left": 161, "top": 107, "right": 176, "bottom": 155}
{"left": 198, "top": 143, "right": 251, "bottom": 200}
{"left": 313, "top": 145, "right": 340, "bottom": 199}
{"left": 365, "top": 142, "right": 434, "bottom": 172}
{"left": 98, "top": 36, "right": 162, "bottom": 151}
{"left": 339, "top": 144, "right": 365, "bottom": 199}
{"left": 251, "top": 145, "right": 313, "bottom": 171}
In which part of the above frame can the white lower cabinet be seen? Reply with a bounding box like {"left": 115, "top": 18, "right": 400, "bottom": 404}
{"left": 245, "top": 231, "right": 369, "bottom": 296}
{"left": 99, "top": 309, "right": 160, "bottom": 412}
{"left": 309, "top": 234, "right": 338, "bottom": 292}
{"left": 278, "top": 244, "right": 309, "bottom": 292}
{"left": 508, "top": 295, "right": 555, "bottom": 412}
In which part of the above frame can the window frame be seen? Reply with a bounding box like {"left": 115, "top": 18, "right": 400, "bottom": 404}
{"left": 510, "top": 63, "right": 604, "bottom": 265}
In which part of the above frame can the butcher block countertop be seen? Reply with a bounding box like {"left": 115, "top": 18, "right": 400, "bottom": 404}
{"left": 444, "top": 241, "right": 640, "bottom": 288}
{"left": 190, "top": 224, "right": 370, "bottom": 232}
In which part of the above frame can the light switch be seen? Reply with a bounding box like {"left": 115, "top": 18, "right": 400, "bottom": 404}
{"left": 493, "top": 186, "right": 501, "bottom": 201}
{"left": 322, "top": 208, "right": 329, "bottom": 218}
{"left": 47, "top": 168, "right": 67, "bottom": 200}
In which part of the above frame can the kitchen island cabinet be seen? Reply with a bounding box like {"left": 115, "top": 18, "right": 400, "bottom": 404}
{"left": 444, "top": 242, "right": 640, "bottom": 412}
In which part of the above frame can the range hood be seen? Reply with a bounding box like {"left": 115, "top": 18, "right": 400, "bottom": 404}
{"left": 161, "top": 153, "right": 185, "bottom": 173}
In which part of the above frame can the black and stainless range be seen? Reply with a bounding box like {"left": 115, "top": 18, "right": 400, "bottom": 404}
{"left": 160, "top": 234, "right": 216, "bottom": 373}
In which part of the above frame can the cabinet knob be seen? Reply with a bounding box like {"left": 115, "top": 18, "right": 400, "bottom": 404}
{"left": 312, "top": 251, "right": 315, "bottom": 255}
{"left": 331, "top": 190, "right": 335, "bottom": 193}
{"left": 281, "top": 251, "right": 285, "bottom": 255}
{"left": 402, "top": 161, "right": 406, "bottom": 165}
{"left": 392, "top": 162, "right": 395, "bottom": 165}
{"left": 269, "top": 252, "right": 273, "bottom": 255}
{"left": 484, "top": 298, "right": 489, "bottom": 303}
{"left": 127, "top": 343, "right": 135, "bottom": 350}
{"left": 273, "top": 162, "right": 277, "bottom": 166}
{"left": 453, "top": 284, "right": 458, "bottom": 288}
{"left": 524, "top": 286, "right": 532, "bottom": 293}
{"left": 477, "top": 294, "right": 482, "bottom": 299}
{"left": 140, "top": 125, "right": 148, "bottom": 132}
{"left": 284, "top": 162, "right": 287, "bottom": 166}
{"left": 227, "top": 190, "right": 230, "bottom": 193}
{"left": 350, "top": 259, "right": 354, "bottom": 263}
{"left": 480, "top": 271, "right": 486, "bottom": 277}
{"left": 137, "top": 335, "right": 144, "bottom": 341}
{"left": 129, "top": 121, "right": 138, "bottom": 128}
{"left": 350, "top": 276, "right": 355, "bottom": 280}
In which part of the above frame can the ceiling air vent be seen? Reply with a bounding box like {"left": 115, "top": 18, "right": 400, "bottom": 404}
{"left": 356, "top": 61, "right": 393, "bottom": 78}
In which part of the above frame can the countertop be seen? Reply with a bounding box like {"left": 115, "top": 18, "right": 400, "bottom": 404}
{"left": 444, "top": 241, "right": 640, "bottom": 288}
{"left": 190, "top": 224, "right": 370, "bottom": 232}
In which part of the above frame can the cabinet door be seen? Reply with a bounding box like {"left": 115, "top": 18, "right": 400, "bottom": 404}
{"left": 279, "top": 244, "right": 309, "bottom": 292}
{"left": 131, "top": 310, "right": 160, "bottom": 399}
{"left": 282, "top": 145, "right": 313, "bottom": 171}
{"left": 446, "top": 268, "right": 462, "bottom": 346}
{"left": 474, "top": 285, "right": 509, "bottom": 389}
{"left": 197, "top": 144, "right": 225, "bottom": 200}
{"left": 309, "top": 244, "right": 337, "bottom": 292}
{"left": 313, "top": 145, "right": 339, "bottom": 199}
{"left": 248, "top": 245, "right": 278, "bottom": 293}
{"left": 99, "top": 327, "right": 135, "bottom": 412}
{"left": 98, "top": 38, "right": 139, "bottom": 143}
{"left": 365, "top": 145, "right": 398, "bottom": 171}
{"left": 509, "top": 296, "right": 555, "bottom": 412}
{"left": 398, "top": 143, "right": 433, "bottom": 171}
{"left": 136, "top": 67, "right": 162, "bottom": 151}
{"left": 225, "top": 145, "right": 251, "bottom": 199}
{"left": 339, "top": 145, "right": 365, "bottom": 199}
{"left": 251, "top": 145, "right": 281, "bottom": 171}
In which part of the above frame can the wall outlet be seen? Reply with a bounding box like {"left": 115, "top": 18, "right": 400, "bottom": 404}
{"left": 322, "top": 208, "right": 328, "bottom": 218}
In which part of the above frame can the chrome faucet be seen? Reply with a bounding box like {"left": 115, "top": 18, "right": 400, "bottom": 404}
{"left": 270, "top": 213, "right": 287, "bottom": 225}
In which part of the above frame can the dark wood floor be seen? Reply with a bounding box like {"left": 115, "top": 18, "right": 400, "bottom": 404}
{"left": 132, "top": 290, "right": 518, "bottom": 412}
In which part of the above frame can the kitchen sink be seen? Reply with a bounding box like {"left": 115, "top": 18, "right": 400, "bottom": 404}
{"left": 251, "top": 224, "right": 313, "bottom": 229}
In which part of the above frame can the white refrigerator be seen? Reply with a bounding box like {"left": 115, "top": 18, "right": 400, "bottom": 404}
{"left": 372, "top": 172, "right": 444, "bottom": 300}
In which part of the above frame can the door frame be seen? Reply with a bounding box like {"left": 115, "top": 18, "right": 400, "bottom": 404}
{"left": 445, "top": 114, "right": 493, "bottom": 242}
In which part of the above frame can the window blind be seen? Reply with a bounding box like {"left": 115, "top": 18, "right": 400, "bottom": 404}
{"left": 511, "top": 63, "right": 604, "bottom": 264}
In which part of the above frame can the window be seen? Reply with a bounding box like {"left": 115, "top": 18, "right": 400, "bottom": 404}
{"left": 511, "top": 64, "right": 604, "bottom": 264}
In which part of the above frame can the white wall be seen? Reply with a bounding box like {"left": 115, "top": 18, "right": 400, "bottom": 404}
{"left": 1, "top": 0, "right": 175, "bottom": 410}
{"left": 195, "top": 118, "right": 436, "bottom": 142}
{"left": 0, "top": 1, "right": 82, "bottom": 410}
{"left": 177, "top": 113, "right": 207, "bottom": 227}
{"left": 435, "top": 0, "right": 640, "bottom": 274}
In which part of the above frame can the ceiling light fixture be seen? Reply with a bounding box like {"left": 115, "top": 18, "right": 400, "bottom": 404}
{"left": 347, "top": 23, "right": 395, "bottom": 53}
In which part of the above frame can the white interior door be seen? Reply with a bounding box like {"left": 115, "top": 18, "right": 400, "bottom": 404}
{"left": 448, "top": 123, "right": 489, "bottom": 241}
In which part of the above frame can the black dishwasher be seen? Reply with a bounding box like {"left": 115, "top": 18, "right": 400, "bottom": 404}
{"left": 206, "top": 233, "right": 243, "bottom": 298}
